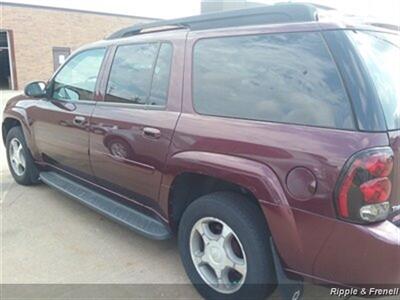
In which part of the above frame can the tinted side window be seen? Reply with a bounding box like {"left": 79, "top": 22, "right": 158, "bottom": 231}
{"left": 193, "top": 32, "right": 354, "bottom": 129}
{"left": 52, "top": 48, "right": 105, "bottom": 101}
{"left": 149, "top": 43, "right": 173, "bottom": 106}
{"left": 105, "top": 43, "right": 158, "bottom": 104}
{"left": 348, "top": 31, "right": 400, "bottom": 130}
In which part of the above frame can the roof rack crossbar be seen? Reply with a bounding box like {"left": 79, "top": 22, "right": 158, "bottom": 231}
{"left": 106, "top": 3, "right": 319, "bottom": 40}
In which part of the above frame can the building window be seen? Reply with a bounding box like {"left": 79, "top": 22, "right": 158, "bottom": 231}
{"left": 53, "top": 47, "right": 71, "bottom": 71}
{"left": 0, "top": 31, "right": 13, "bottom": 89}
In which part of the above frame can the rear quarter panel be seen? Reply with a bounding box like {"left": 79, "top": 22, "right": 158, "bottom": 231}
{"left": 162, "top": 26, "right": 390, "bottom": 277}
{"left": 164, "top": 114, "right": 389, "bottom": 275}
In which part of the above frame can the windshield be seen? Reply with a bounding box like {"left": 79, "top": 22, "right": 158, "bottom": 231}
{"left": 347, "top": 30, "right": 400, "bottom": 130}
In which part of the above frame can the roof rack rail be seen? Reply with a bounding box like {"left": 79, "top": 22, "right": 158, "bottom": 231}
{"left": 366, "top": 22, "right": 400, "bottom": 31}
{"left": 106, "top": 3, "right": 319, "bottom": 40}
{"left": 109, "top": 24, "right": 188, "bottom": 39}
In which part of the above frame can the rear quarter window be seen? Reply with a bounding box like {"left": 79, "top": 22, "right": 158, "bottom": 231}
{"left": 347, "top": 31, "right": 400, "bottom": 130}
{"left": 193, "top": 32, "right": 355, "bottom": 129}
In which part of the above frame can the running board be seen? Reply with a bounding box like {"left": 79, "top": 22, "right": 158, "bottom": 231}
{"left": 39, "top": 171, "right": 172, "bottom": 240}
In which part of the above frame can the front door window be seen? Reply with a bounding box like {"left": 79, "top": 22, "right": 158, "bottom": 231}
{"left": 51, "top": 48, "right": 106, "bottom": 101}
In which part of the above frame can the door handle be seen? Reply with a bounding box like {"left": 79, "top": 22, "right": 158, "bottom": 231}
{"left": 73, "top": 116, "right": 86, "bottom": 125}
{"left": 142, "top": 127, "right": 161, "bottom": 139}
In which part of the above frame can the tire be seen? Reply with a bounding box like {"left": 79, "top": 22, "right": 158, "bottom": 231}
{"left": 6, "top": 126, "right": 40, "bottom": 185}
{"left": 178, "top": 191, "right": 276, "bottom": 300}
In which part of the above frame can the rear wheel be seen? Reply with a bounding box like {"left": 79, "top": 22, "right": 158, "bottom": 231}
{"left": 178, "top": 191, "right": 276, "bottom": 300}
{"left": 6, "top": 126, "right": 39, "bottom": 185}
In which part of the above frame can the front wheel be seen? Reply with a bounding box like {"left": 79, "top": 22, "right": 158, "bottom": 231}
{"left": 6, "top": 126, "right": 39, "bottom": 185}
{"left": 178, "top": 192, "right": 276, "bottom": 300}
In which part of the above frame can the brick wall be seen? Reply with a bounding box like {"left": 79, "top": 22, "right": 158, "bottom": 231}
{"left": 1, "top": 4, "right": 155, "bottom": 89}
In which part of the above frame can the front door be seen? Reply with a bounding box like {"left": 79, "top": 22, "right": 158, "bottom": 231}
{"left": 29, "top": 48, "right": 106, "bottom": 179}
{"left": 90, "top": 41, "right": 180, "bottom": 206}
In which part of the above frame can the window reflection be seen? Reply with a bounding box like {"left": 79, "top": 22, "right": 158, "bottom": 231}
{"left": 193, "top": 32, "right": 355, "bottom": 129}
{"left": 105, "top": 43, "right": 172, "bottom": 105}
{"left": 52, "top": 48, "right": 105, "bottom": 101}
{"left": 149, "top": 43, "right": 173, "bottom": 106}
{"left": 348, "top": 31, "right": 400, "bottom": 130}
{"left": 106, "top": 43, "right": 158, "bottom": 104}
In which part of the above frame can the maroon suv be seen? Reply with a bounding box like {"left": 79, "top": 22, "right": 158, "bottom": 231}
{"left": 2, "top": 3, "right": 399, "bottom": 300}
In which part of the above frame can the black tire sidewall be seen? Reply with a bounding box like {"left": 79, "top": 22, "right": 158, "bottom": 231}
{"left": 178, "top": 192, "right": 276, "bottom": 300}
{"left": 6, "top": 126, "right": 39, "bottom": 185}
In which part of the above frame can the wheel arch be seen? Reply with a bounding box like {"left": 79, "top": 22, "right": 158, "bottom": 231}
{"left": 161, "top": 151, "right": 304, "bottom": 270}
{"left": 3, "top": 110, "right": 39, "bottom": 160}
{"left": 167, "top": 171, "right": 264, "bottom": 232}
{"left": 2, "top": 117, "right": 22, "bottom": 145}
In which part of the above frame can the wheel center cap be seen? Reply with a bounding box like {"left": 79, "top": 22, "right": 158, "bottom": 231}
{"left": 209, "top": 245, "right": 223, "bottom": 264}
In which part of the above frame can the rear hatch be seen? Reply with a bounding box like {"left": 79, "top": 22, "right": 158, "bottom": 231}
{"left": 347, "top": 30, "right": 400, "bottom": 218}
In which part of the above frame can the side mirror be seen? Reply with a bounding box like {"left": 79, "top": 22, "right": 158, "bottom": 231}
{"left": 24, "top": 81, "right": 47, "bottom": 97}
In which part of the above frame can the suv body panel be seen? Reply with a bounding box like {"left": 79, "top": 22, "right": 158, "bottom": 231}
{"left": 88, "top": 30, "right": 187, "bottom": 207}
{"left": 28, "top": 99, "right": 96, "bottom": 179}
{"left": 3, "top": 95, "right": 37, "bottom": 152}
{"left": 313, "top": 219, "right": 400, "bottom": 285}
{"left": 3, "top": 20, "right": 399, "bottom": 288}
{"left": 166, "top": 114, "right": 389, "bottom": 278}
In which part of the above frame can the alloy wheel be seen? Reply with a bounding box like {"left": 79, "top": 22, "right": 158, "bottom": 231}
{"left": 189, "top": 217, "right": 247, "bottom": 294}
{"left": 9, "top": 137, "right": 26, "bottom": 176}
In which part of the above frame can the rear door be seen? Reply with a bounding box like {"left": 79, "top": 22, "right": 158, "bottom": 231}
{"left": 89, "top": 34, "right": 184, "bottom": 207}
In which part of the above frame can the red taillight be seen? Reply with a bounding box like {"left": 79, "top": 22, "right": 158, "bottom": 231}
{"left": 337, "top": 168, "right": 356, "bottom": 218}
{"left": 335, "top": 147, "right": 394, "bottom": 223}
{"left": 360, "top": 178, "right": 392, "bottom": 204}
{"left": 365, "top": 153, "right": 393, "bottom": 177}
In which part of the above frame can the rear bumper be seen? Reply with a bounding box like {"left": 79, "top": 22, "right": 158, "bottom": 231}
{"left": 313, "top": 219, "right": 400, "bottom": 286}
{"left": 262, "top": 202, "right": 400, "bottom": 287}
